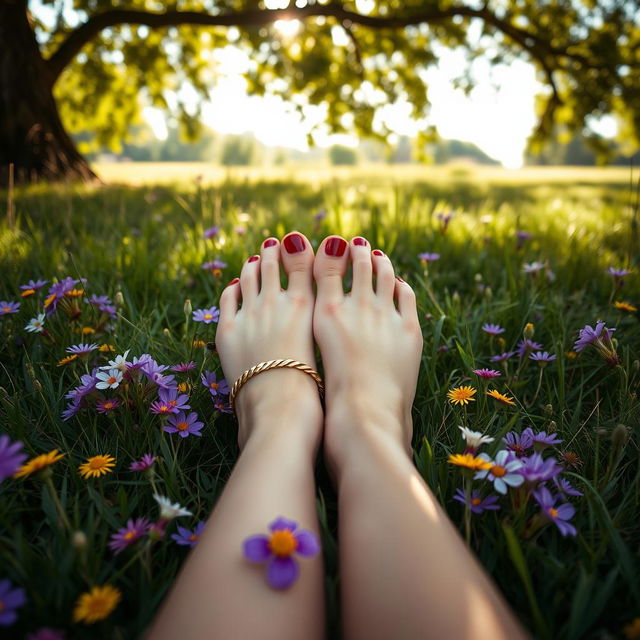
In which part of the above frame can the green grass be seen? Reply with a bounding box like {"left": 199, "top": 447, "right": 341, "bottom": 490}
{"left": 0, "top": 173, "right": 639, "bottom": 638}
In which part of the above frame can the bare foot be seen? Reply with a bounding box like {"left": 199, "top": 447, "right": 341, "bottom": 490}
{"left": 312, "top": 236, "right": 423, "bottom": 473}
{"left": 216, "top": 232, "right": 323, "bottom": 451}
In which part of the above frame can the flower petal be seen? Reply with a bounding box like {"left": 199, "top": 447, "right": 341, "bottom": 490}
{"left": 269, "top": 516, "right": 297, "bottom": 532}
{"left": 266, "top": 556, "right": 300, "bottom": 590}
{"left": 243, "top": 535, "right": 271, "bottom": 563}
{"left": 293, "top": 530, "right": 320, "bottom": 557}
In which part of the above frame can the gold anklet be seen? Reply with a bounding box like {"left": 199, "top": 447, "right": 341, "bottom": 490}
{"left": 229, "top": 359, "right": 324, "bottom": 414}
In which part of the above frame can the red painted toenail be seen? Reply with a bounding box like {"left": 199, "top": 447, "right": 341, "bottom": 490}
{"left": 284, "top": 233, "right": 305, "bottom": 254}
{"left": 263, "top": 238, "right": 277, "bottom": 248}
{"left": 353, "top": 237, "right": 367, "bottom": 246}
{"left": 325, "top": 237, "right": 347, "bottom": 257}
{"left": 372, "top": 250, "right": 384, "bottom": 257}
{"left": 228, "top": 278, "right": 240, "bottom": 286}
{"left": 248, "top": 255, "right": 260, "bottom": 263}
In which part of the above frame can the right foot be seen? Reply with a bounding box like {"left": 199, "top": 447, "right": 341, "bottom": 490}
{"left": 312, "top": 236, "right": 423, "bottom": 473}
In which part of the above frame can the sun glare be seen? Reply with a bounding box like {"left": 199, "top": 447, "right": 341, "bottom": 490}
{"left": 273, "top": 19, "right": 301, "bottom": 38}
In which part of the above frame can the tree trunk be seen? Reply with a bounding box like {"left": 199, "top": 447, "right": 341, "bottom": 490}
{"left": 0, "top": 0, "right": 97, "bottom": 186}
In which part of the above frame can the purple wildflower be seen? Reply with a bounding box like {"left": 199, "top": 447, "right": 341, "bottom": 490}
{"left": 164, "top": 411, "right": 205, "bottom": 438}
{"left": 66, "top": 343, "right": 98, "bottom": 356}
{"left": 159, "top": 387, "right": 190, "bottom": 413}
{"left": 192, "top": 306, "right": 220, "bottom": 324}
{"left": 502, "top": 428, "right": 534, "bottom": 457}
{"left": 171, "top": 361, "right": 196, "bottom": 373}
{"left": 482, "top": 323, "right": 505, "bottom": 336}
{"left": 201, "top": 371, "right": 230, "bottom": 396}
{"left": 108, "top": 518, "right": 150, "bottom": 554}
{"left": 69, "top": 371, "right": 98, "bottom": 400}
{"left": 201, "top": 260, "right": 227, "bottom": 271}
{"left": 472, "top": 368, "right": 501, "bottom": 379}
{"left": 203, "top": 225, "right": 220, "bottom": 239}
{"left": 171, "top": 521, "right": 206, "bottom": 547}
{"left": 243, "top": 516, "right": 321, "bottom": 590}
{"left": 0, "top": 434, "right": 27, "bottom": 482}
{"left": 96, "top": 398, "right": 120, "bottom": 414}
{"left": 453, "top": 489, "right": 500, "bottom": 514}
{"left": 520, "top": 452, "right": 562, "bottom": 484}
{"left": 418, "top": 252, "right": 440, "bottom": 262}
{"left": 529, "top": 351, "right": 557, "bottom": 363}
{"left": 130, "top": 454, "right": 157, "bottom": 472}
{"left": 531, "top": 430, "right": 562, "bottom": 449}
{"left": 475, "top": 451, "right": 524, "bottom": 494}
{"left": 214, "top": 400, "right": 233, "bottom": 414}
{"left": 533, "top": 486, "right": 577, "bottom": 536}
{"left": 573, "top": 321, "right": 615, "bottom": 353}
{"left": 19, "top": 279, "right": 48, "bottom": 292}
{"left": 61, "top": 399, "right": 82, "bottom": 421}
{"left": 516, "top": 339, "right": 543, "bottom": 358}
{"left": 0, "top": 579, "right": 26, "bottom": 626}
{"left": 0, "top": 301, "right": 20, "bottom": 316}
{"left": 490, "top": 351, "right": 516, "bottom": 363}
{"left": 313, "top": 209, "right": 328, "bottom": 222}
{"left": 606, "top": 267, "right": 631, "bottom": 279}
{"left": 554, "top": 476, "right": 583, "bottom": 497}
{"left": 515, "top": 230, "right": 532, "bottom": 250}
{"left": 127, "top": 354, "right": 153, "bottom": 371}
{"left": 26, "top": 629, "right": 66, "bottom": 640}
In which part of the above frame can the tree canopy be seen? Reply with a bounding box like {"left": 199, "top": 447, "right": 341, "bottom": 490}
{"left": 2, "top": 0, "right": 639, "bottom": 183}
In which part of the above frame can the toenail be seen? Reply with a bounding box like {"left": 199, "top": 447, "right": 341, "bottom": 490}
{"left": 353, "top": 237, "right": 368, "bottom": 246}
{"left": 325, "top": 237, "right": 347, "bottom": 257}
{"left": 372, "top": 250, "right": 384, "bottom": 257}
{"left": 263, "top": 238, "right": 277, "bottom": 248}
{"left": 283, "top": 233, "right": 305, "bottom": 254}
{"left": 228, "top": 278, "right": 240, "bottom": 286}
{"left": 248, "top": 255, "right": 260, "bottom": 263}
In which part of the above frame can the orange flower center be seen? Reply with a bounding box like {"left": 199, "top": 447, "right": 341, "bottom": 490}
{"left": 169, "top": 400, "right": 177, "bottom": 407}
{"left": 491, "top": 465, "right": 507, "bottom": 478}
{"left": 176, "top": 421, "right": 189, "bottom": 431}
{"left": 104, "top": 402, "right": 115, "bottom": 410}
{"left": 21, "top": 289, "right": 35, "bottom": 297}
{"left": 89, "top": 459, "right": 106, "bottom": 469}
{"left": 210, "top": 382, "right": 218, "bottom": 390}
{"left": 107, "top": 376, "right": 117, "bottom": 385}
{"left": 159, "top": 406, "right": 170, "bottom": 413}
{"left": 471, "top": 497, "right": 481, "bottom": 506}
{"left": 124, "top": 531, "right": 137, "bottom": 541}
{"left": 549, "top": 507, "right": 558, "bottom": 518}
{"left": 268, "top": 530, "right": 297, "bottom": 558}
{"left": 189, "top": 534, "right": 198, "bottom": 541}
{"left": 204, "top": 314, "right": 213, "bottom": 320}
{"left": 2, "top": 307, "right": 11, "bottom": 313}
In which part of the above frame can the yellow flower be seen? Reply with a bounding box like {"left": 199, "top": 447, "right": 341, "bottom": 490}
{"left": 486, "top": 389, "right": 516, "bottom": 406}
{"left": 99, "top": 344, "right": 115, "bottom": 352}
{"left": 192, "top": 339, "right": 206, "bottom": 348}
{"left": 177, "top": 382, "right": 192, "bottom": 393}
{"left": 57, "top": 354, "right": 78, "bottom": 367}
{"left": 64, "top": 288, "right": 85, "bottom": 298}
{"left": 73, "top": 584, "right": 122, "bottom": 624}
{"left": 14, "top": 450, "right": 65, "bottom": 479}
{"left": 624, "top": 617, "right": 640, "bottom": 640}
{"left": 565, "top": 351, "right": 577, "bottom": 359}
{"left": 81, "top": 326, "right": 96, "bottom": 335}
{"left": 78, "top": 455, "right": 116, "bottom": 479}
{"left": 447, "top": 386, "right": 477, "bottom": 406}
{"left": 614, "top": 301, "right": 638, "bottom": 313}
{"left": 20, "top": 288, "right": 36, "bottom": 298}
{"left": 448, "top": 453, "right": 492, "bottom": 471}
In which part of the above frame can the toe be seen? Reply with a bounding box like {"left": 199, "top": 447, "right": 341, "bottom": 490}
{"left": 281, "top": 231, "right": 314, "bottom": 298}
{"left": 313, "top": 235, "right": 350, "bottom": 303}
{"left": 239, "top": 254, "right": 261, "bottom": 305}
{"left": 260, "top": 237, "right": 282, "bottom": 297}
{"left": 372, "top": 250, "right": 396, "bottom": 301}
{"left": 219, "top": 277, "right": 241, "bottom": 322}
{"left": 394, "top": 276, "right": 419, "bottom": 318}
{"left": 349, "top": 236, "right": 373, "bottom": 297}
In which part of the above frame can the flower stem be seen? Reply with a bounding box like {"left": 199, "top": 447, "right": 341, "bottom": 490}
{"left": 45, "top": 476, "right": 71, "bottom": 531}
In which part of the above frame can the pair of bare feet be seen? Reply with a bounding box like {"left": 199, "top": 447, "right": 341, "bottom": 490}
{"left": 216, "top": 232, "right": 423, "bottom": 474}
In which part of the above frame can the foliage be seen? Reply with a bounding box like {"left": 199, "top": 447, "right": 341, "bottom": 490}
{"left": 328, "top": 145, "right": 358, "bottom": 165}
{"left": 0, "top": 172, "right": 639, "bottom": 638}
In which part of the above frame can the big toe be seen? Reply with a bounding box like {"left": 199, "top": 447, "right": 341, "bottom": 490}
{"left": 313, "top": 235, "right": 350, "bottom": 305}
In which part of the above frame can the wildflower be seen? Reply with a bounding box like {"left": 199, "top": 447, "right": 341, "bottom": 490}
{"left": 26, "top": 628, "right": 66, "bottom": 640}
{"left": 130, "top": 454, "right": 156, "bottom": 472}
{"left": 14, "top": 450, "right": 64, "bottom": 479}
{"left": 453, "top": 489, "right": 500, "bottom": 514}
{"left": 313, "top": 208, "right": 328, "bottom": 222}
{"left": 515, "top": 230, "right": 532, "bottom": 249}
{"left": 516, "top": 339, "right": 543, "bottom": 358}
{"left": 448, "top": 453, "right": 493, "bottom": 471}
{"left": 458, "top": 426, "right": 494, "bottom": 453}
{"left": 472, "top": 368, "right": 501, "bottom": 379}
{"left": 475, "top": 451, "right": 524, "bottom": 494}
{"left": 193, "top": 339, "right": 206, "bottom": 348}
{"left": 108, "top": 518, "right": 150, "bottom": 554}
{"left": 99, "top": 344, "right": 115, "bottom": 352}
{"left": 418, "top": 252, "right": 440, "bottom": 263}
{"left": 201, "top": 370, "right": 230, "bottom": 396}
{"left": 164, "top": 411, "right": 205, "bottom": 438}
{"left": 574, "top": 321, "right": 619, "bottom": 365}
{"left": 243, "top": 516, "right": 321, "bottom": 590}
{"left": 529, "top": 351, "right": 557, "bottom": 363}
{"left": 153, "top": 494, "right": 193, "bottom": 520}
{"left": 523, "top": 261, "right": 545, "bottom": 274}
{"left": 96, "top": 398, "right": 120, "bottom": 414}
{"left": 66, "top": 343, "right": 98, "bottom": 356}
{"left": 57, "top": 354, "right": 78, "bottom": 367}
{"left": 565, "top": 351, "right": 577, "bottom": 359}
{"left": 201, "top": 260, "right": 227, "bottom": 272}
{"left": 553, "top": 476, "right": 583, "bottom": 497}
{"left": 214, "top": 400, "right": 233, "bottom": 414}
{"left": 502, "top": 429, "right": 534, "bottom": 457}
{"left": 61, "top": 400, "right": 82, "bottom": 421}
{"left": 0, "top": 579, "right": 26, "bottom": 626}
{"left": 490, "top": 351, "right": 515, "bottom": 363}
{"left": 127, "top": 353, "right": 153, "bottom": 371}
{"left": 160, "top": 387, "right": 190, "bottom": 412}
{"left": 0, "top": 301, "right": 20, "bottom": 316}
{"left": 19, "top": 278, "right": 47, "bottom": 293}
{"left": 519, "top": 452, "right": 562, "bottom": 483}
{"left": 0, "top": 435, "right": 27, "bottom": 482}
{"left": 560, "top": 450, "right": 583, "bottom": 469}
{"left": 99, "top": 350, "right": 130, "bottom": 373}
{"left": 25, "top": 314, "right": 46, "bottom": 333}
{"left": 606, "top": 267, "right": 631, "bottom": 280}
{"left": 171, "top": 521, "right": 206, "bottom": 547}
{"left": 614, "top": 301, "right": 637, "bottom": 313}
{"left": 531, "top": 430, "right": 562, "bottom": 449}
{"left": 78, "top": 455, "right": 116, "bottom": 479}
{"left": 192, "top": 306, "right": 220, "bottom": 324}
{"left": 486, "top": 389, "right": 516, "bottom": 406}
{"left": 447, "top": 386, "right": 477, "bottom": 406}
{"left": 171, "top": 361, "right": 197, "bottom": 373}
{"left": 95, "top": 369, "right": 123, "bottom": 390}
{"left": 72, "top": 585, "right": 121, "bottom": 624}
{"left": 533, "top": 486, "right": 577, "bottom": 536}
{"left": 482, "top": 323, "right": 505, "bottom": 336}
{"left": 203, "top": 225, "right": 220, "bottom": 239}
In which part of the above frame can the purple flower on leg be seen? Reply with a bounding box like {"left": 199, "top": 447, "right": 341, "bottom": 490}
{"left": 520, "top": 452, "right": 562, "bottom": 484}
{"left": 533, "top": 486, "right": 577, "bottom": 537}
{"left": 243, "top": 516, "right": 321, "bottom": 590}
{"left": 192, "top": 306, "right": 220, "bottom": 324}
{"left": 453, "top": 489, "right": 500, "bottom": 514}
{"left": 474, "top": 450, "right": 524, "bottom": 494}
{"left": 0, "top": 578, "right": 26, "bottom": 626}
{"left": 201, "top": 371, "right": 230, "bottom": 396}
{"left": 502, "top": 428, "right": 534, "bottom": 457}
{"left": 130, "top": 454, "right": 157, "bottom": 472}
{"left": 0, "top": 434, "right": 27, "bottom": 482}
{"left": 531, "top": 430, "right": 562, "bottom": 450}
{"left": 0, "top": 301, "right": 20, "bottom": 316}
{"left": 482, "top": 323, "right": 505, "bottom": 336}
{"left": 553, "top": 476, "right": 583, "bottom": 497}
{"left": 171, "top": 521, "right": 206, "bottom": 547}
{"left": 164, "top": 411, "right": 205, "bottom": 438}
{"left": 108, "top": 518, "right": 150, "bottom": 554}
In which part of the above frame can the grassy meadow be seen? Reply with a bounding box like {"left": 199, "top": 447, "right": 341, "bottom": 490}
{"left": 0, "top": 164, "right": 639, "bottom": 639}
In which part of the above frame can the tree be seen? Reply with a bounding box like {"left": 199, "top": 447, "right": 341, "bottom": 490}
{"left": 2, "top": 0, "right": 639, "bottom": 185}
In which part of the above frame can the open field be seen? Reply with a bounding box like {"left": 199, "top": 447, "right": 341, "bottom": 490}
{"left": 0, "top": 173, "right": 638, "bottom": 638}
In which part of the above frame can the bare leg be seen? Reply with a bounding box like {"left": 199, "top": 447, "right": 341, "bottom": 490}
{"left": 313, "top": 235, "right": 529, "bottom": 640}
{"left": 148, "top": 233, "right": 325, "bottom": 640}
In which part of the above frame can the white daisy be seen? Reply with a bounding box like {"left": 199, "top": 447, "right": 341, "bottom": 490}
{"left": 25, "top": 314, "right": 46, "bottom": 333}
{"left": 458, "top": 426, "right": 494, "bottom": 451}
{"left": 153, "top": 494, "right": 193, "bottom": 520}
{"left": 95, "top": 369, "right": 123, "bottom": 390}
{"left": 474, "top": 450, "right": 524, "bottom": 495}
{"left": 99, "top": 349, "right": 130, "bottom": 373}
